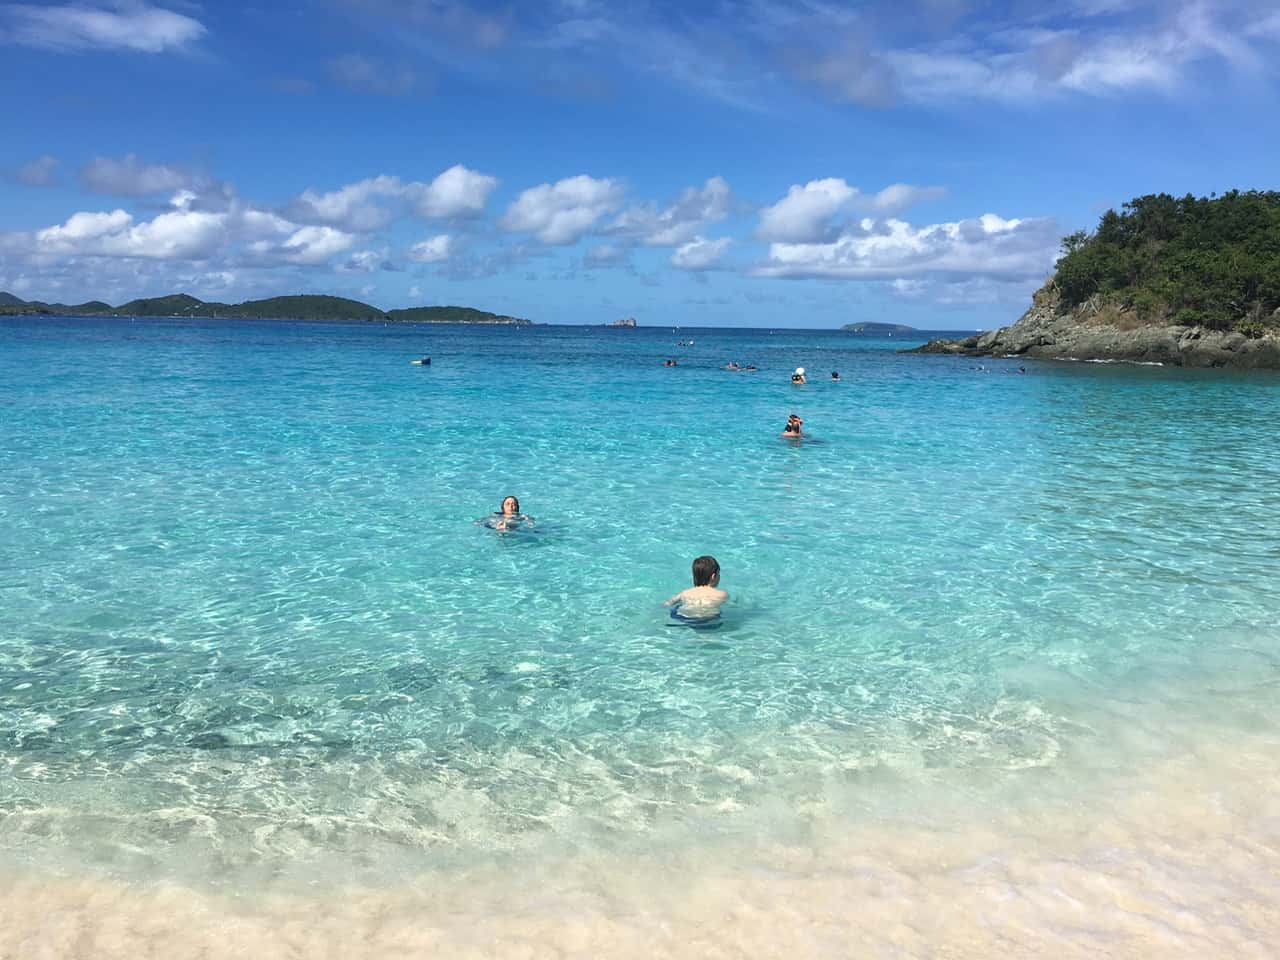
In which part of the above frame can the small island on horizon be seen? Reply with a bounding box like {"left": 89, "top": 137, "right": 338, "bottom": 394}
{"left": 0, "top": 292, "right": 533, "bottom": 325}
{"left": 842, "top": 321, "right": 917, "bottom": 334}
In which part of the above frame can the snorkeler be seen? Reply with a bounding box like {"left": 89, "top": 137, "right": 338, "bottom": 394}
{"left": 791, "top": 367, "right": 806, "bottom": 385}
{"left": 483, "top": 495, "right": 534, "bottom": 532}
{"left": 665, "top": 555, "right": 728, "bottom": 623}
{"left": 782, "top": 413, "right": 803, "bottom": 438}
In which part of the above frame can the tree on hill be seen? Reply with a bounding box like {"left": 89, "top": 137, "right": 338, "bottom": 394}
{"left": 1052, "top": 190, "right": 1280, "bottom": 333}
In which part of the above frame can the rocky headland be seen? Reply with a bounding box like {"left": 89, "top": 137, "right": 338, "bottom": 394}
{"left": 912, "top": 287, "right": 1280, "bottom": 369}
{"left": 909, "top": 190, "right": 1280, "bottom": 370}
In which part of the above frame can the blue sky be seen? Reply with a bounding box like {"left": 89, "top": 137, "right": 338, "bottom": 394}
{"left": 2, "top": 0, "right": 1278, "bottom": 329}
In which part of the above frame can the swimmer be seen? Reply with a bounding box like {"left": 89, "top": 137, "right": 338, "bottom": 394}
{"left": 665, "top": 555, "right": 728, "bottom": 623}
{"left": 782, "top": 413, "right": 803, "bottom": 438}
{"left": 830, "top": 370, "right": 839, "bottom": 381}
{"left": 723, "top": 361, "right": 740, "bottom": 371}
{"left": 411, "top": 357, "right": 431, "bottom": 365}
{"left": 663, "top": 358, "right": 678, "bottom": 367}
{"left": 743, "top": 364, "right": 758, "bottom": 372}
{"left": 791, "top": 367, "right": 806, "bottom": 385}
{"left": 483, "top": 495, "right": 534, "bottom": 532}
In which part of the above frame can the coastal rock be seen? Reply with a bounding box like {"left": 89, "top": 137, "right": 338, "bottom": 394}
{"left": 907, "top": 297, "right": 1280, "bottom": 369}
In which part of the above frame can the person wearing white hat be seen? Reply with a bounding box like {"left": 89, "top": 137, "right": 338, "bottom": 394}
{"left": 791, "top": 367, "right": 806, "bottom": 385}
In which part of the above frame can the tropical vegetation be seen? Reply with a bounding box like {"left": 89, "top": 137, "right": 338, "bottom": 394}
{"left": 1052, "top": 190, "right": 1280, "bottom": 334}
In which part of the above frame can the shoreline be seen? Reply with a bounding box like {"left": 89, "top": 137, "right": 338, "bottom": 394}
{"left": 5, "top": 720, "right": 1277, "bottom": 959}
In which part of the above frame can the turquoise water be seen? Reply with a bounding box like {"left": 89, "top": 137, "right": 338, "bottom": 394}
{"left": 3, "top": 317, "right": 1280, "bottom": 953}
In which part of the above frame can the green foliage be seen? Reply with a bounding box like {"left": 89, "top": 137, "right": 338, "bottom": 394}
{"left": 1053, "top": 190, "right": 1280, "bottom": 332}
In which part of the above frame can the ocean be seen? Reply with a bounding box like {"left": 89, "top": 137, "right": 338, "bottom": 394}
{"left": 2, "top": 316, "right": 1278, "bottom": 958}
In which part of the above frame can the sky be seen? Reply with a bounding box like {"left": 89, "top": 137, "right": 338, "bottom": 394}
{"left": 1, "top": 1, "right": 1279, "bottom": 329}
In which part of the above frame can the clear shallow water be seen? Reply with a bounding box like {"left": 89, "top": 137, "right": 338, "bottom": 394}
{"left": 2, "top": 317, "right": 1280, "bottom": 955}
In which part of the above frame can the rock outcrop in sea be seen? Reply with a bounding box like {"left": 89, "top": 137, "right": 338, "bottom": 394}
{"left": 909, "top": 286, "right": 1280, "bottom": 369}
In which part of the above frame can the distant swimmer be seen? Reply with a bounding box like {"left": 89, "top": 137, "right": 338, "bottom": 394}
{"left": 723, "top": 361, "right": 740, "bottom": 371}
{"left": 782, "top": 413, "right": 803, "bottom": 438}
{"left": 665, "top": 555, "right": 728, "bottom": 625}
{"left": 411, "top": 357, "right": 431, "bottom": 365}
{"left": 791, "top": 367, "right": 806, "bottom": 385}
{"left": 830, "top": 371, "right": 840, "bottom": 381}
{"left": 743, "top": 364, "right": 759, "bottom": 372}
{"left": 481, "top": 495, "right": 535, "bottom": 532}
{"left": 663, "top": 358, "right": 678, "bottom": 367}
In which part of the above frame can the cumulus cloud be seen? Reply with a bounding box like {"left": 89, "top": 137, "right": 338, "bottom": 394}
{"left": 756, "top": 178, "right": 857, "bottom": 243}
{"left": 610, "top": 176, "right": 733, "bottom": 246}
{"left": 288, "top": 175, "right": 403, "bottom": 232}
{"left": 80, "top": 154, "right": 196, "bottom": 196}
{"left": 409, "top": 164, "right": 499, "bottom": 218}
{"left": 756, "top": 178, "right": 946, "bottom": 242}
{"left": 2, "top": 2, "right": 205, "bottom": 53}
{"left": 753, "top": 213, "right": 1059, "bottom": 280}
{"left": 287, "top": 166, "right": 498, "bottom": 231}
{"left": 671, "top": 235, "right": 732, "bottom": 270}
{"left": 407, "top": 234, "right": 453, "bottom": 263}
{"left": 338, "top": 248, "right": 396, "bottom": 273}
{"left": 327, "top": 53, "right": 418, "bottom": 96}
{"left": 15, "top": 154, "right": 59, "bottom": 186}
{"left": 35, "top": 207, "right": 227, "bottom": 259}
{"left": 501, "top": 174, "right": 624, "bottom": 244}
{"left": 277, "top": 226, "right": 357, "bottom": 265}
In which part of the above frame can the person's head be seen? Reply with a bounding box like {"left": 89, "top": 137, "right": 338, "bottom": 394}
{"left": 831, "top": 371, "right": 839, "bottom": 379}
{"left": 691, "top": 555, "right": 720, "bottom": 587}
{"left": 501, "top": 495, "right": 520, "bottom": 515}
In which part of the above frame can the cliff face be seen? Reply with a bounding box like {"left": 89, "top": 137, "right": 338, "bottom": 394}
{"left": 912, "top": 290, "right": 1280, "bottom": 369}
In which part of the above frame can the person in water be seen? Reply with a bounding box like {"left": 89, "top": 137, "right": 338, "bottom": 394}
{"left": 782, "top": 413, "right": 803, "bottom": 437}
{"left": 489, "top": 495, "right": 534, "bottom": 532}
{"left": 663, "top": 358, "right": 678, "bottom": 367}
{"left": 830, "top": 371, "right": 839, "bottom": 381}
{"left": 665, "top": 555, "right": 728, "bottom": 622}
{"left": 791, "top": 367, "right": 806, "bottom": 385}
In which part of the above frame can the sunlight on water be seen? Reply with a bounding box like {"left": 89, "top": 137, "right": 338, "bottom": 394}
{"left": 2, "top": 317, "right": 1279, "bottom": 955}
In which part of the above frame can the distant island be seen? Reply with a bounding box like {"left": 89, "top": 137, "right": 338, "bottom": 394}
{"left": 842, "top": 321, "right": 916, "bottom": 334}
{"left": 0, "top": 292, "right": 533, "bottom": 325}
{"left": 910, "top": 190, "right": 1280, "bottom": 369}
{"left": 609, "top": 317, "right": 637, "bottom": 327}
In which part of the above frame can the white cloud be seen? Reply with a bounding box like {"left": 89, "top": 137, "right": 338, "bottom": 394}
{"left": 3, "top": 2, "right": 205, "bottom": 53}
{"left": 407, "top": 234, "right": 453, "bottom": 263}
{"left": 289, "top": 175, "right": 403, "bottom": 232}
{"left": 757, "top": 178, "right": 947, "bottom": 242}
{"left": 756, "top": 178, "right": 857, "bottom": 243}
{"left": 35, "top": 207, "right": 226, "bottom": 259}
{"left": 338, "top": 248, "right": 391, "bottom": 273}
{"left": 409, "top": 164, "right": 499, "bottom": 219}
{"left": 866, "top": 183, "right": 947, "bottom": 215}
{"left": 279, "top": 226, "right": 356, "bottom": 265}
{"left": 287, "top": 166, "right": 498, "bottom": 232}
{"left": 501, "top": 174, "right": 624, "bottom": 244}
{"left": 610, "top": 176, "right": 733, "bottom": 246}
{"left": 16, "top": 154, "right": 59, "bottom": 187}
{"left": 671, "top": 235, "right": 732, "bottom": 270}
{"left": 80, "top": 154, "right": 194, "bottom": 196}
{"left": 753, "top": 213, "right": 1059, "bottom": 280}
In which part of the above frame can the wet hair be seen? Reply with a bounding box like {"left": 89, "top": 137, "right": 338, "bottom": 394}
{"left": 691, "top": 555, "right": 720, "bottom": 587}
{"left": 501, "top": 495, "right": 520, "bottom": 513}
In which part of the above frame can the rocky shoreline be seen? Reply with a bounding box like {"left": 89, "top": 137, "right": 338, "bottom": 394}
{"left": 909, "top": 300, "right": 1280, "bottom": 369}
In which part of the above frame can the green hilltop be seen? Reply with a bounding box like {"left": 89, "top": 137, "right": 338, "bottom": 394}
{"left": 0, "top": 292, "right": 532, "bottom": 324}
{"left": 1052, "top": 189, "right": 1280, "bottom": 334}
